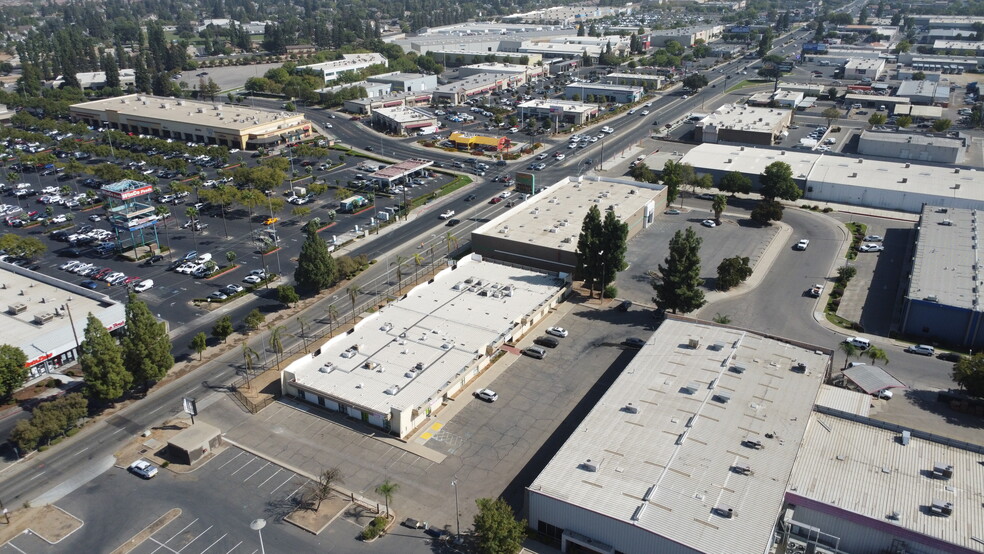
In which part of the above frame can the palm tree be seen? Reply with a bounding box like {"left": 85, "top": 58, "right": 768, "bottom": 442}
{"left": 242, "top": 343, "right": 260, "bottom": 381}
{"left": 712, "top": 194, "right": 727, "bottom": 223}
{"left": 347, "top": 284, "right": 362, "bottom": 317}
{"left": 155, "top": 205, "right": 174, "bottom": 259}
{"left": 863, "top": 346, "right": 889, "bottom": 366}
{"left": 327, "top": 304, "right": 339, "bottom": 337}
{"left": 297, "top": 317, "right": 309, "bottom": 353}
{"left": 412, "top": 253, "right": 424, "bottom": 284}
{"left": 375, "top": 479, "right": 399, "bottom": 517}
{"left": 185, "top": 206, "right": 200, "bottom": 251}
{"left": 269, "top": 325, "right": 286, "bottom": 369}
{"left": 444, "top": 231, "right": 459, "bottom": 256}
{"left": 392, "top": 255, "right": 406, "bottom": 288}
{"left": 839, "top": 341, "right": 858, "bottom": 369}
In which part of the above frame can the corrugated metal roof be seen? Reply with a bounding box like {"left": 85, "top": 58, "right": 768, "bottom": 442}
{"left": 528, "top": 319, "right": 829, "bottom": 554}
{"left": 843, "top": 365, "right": 906, "bottom": 394}
{"left": 815, "top": 385, "right": 872, "bottom": 417}
{"left": 909, "top": 206, "right": 980, "bottom": 310}
{"left": 789, "top": 414, "right": 984, "bottom": 552}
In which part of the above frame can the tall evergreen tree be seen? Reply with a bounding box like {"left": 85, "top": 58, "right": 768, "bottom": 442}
{"left": 598, "top": 210, "right": 629, "bottom": 294}
{"left": 294, "top": 228, "right": 338, "bottom": 293}
{"left": 102, "top": 54, "right": 120, "bottom": 90}
{"left": 133, "top": 55, "right": 151, "bottom": 93}
{"left": 653, "top": 227, "right": 706, "bottom": 314}
{"left": 80, "top": 313, "right": 131, "bottom": 403}
{"left": 575, "top": 205, "right": 604, "bottom": 295}
{"left": 121, "top": 295, "right": 174, "bottom": 390}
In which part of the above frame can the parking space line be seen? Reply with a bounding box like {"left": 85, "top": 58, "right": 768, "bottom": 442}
{"left": 175, "top": 525, "right": 212, "bottom": 552}
{"left": 230, "top": 457, "right": 257, "bottom": 475}
{"left": 216, "top": 451, "right": 244, "bottom": 470}
{"left": 150, "top": 536, "right": 182, "bottom": 554}
{"left": 285, "top": 482, "right": 307, "bottom": 500}
{"left": 160, "top": 518, "right": 200, "bottom": 548}
{"left": 242, "top": 462, "right": 270, "bottom": 483}
{"left": 223, "top": 541, "right": 243, "bottom": 554}
{"left": 5, "top": 541, "right": 26, "bottom": 553}
{"left": 270, "top": 474, "right": 295, "bottom": 494}
{"left": 198, "top": 533, "right": 227, "bottom": 553}
{"left": 257, "top": 468, "right": 283, "bottom": 487}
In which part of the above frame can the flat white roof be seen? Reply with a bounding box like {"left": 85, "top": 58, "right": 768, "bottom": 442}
{"left": 517, "top": 98, "right": 595, "bottom": 114}
{"left": 698, "top": 103, "right": 788, "bottom": 132}
{"left": 788, "top": 412, "right": 984, "bottom": 553}
{"left": 680, "top": 144, "right": 984, "bottom": 202}
{"left": 373, "top": 106, "right": 436, "bottom": 124}
{"left": 0, "top": 266, "right": 125, "bottom": 364}
{"left": 71, "top": 95, "right": 305, "bottom": 132}
{"left": 933, "top": 39, "right": 984, "bottom": 50}
{"left": 472, "top": 176, "right": 663, "bottom": 254}
{"left": 845, "top": 58, "right": 885, "bottom": 70}
{"left": 298, "top": 53, "right": 388, "bottom": 75}
{"left": 460, "top": 62, "right": 533, "bottom": 74}
{"left": 529, "top": 318, "right": 829, "bottom": 553}
{"left": 286, "top": 257, "right": 564, "bottom": 416}
{"left": 859, "top": 129, "right": 961, "bottom": 147}
{"left": 909, "top": 206, "right": 979, "bottom": 310}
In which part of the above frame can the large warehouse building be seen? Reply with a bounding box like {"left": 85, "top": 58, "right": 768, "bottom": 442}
{"left": 0, "top": 265, "right": 126, "bottom": 379}
{"left": 901, "top": 206, "right": 984, "bottom": 349}
{"left": 471, "top": 176, "right": 666, "bottom": 274}
{"left": 70, "top": 95, "right": 312, "bottom": 150}
{"left": 281, "top": 257, "right": 568, "bottom": 438}
{"left": 526, "top": 317, "right": 984, "bottom": 554}
{"left": 679, "top": 143, "right": 984, "bottom": 213}
{"left": 527, "top": 318, "right": 831, "bottom": 554}
{"left": 694, "top": 104, "right": 792, "bottom": 146}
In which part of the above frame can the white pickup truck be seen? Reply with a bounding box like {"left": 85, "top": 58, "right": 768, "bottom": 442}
{"left": 439, "top": 210, "right": 455, "bottom": 219}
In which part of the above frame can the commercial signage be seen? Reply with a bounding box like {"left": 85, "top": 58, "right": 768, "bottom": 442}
{"left": 730, "top": 26, "right": 751, "bottom": 33}
{"left": 802, "top": 43, "right": 829, "bottom": 53}
{"left": 515, "top": 172, "right": 536, "bottom": 195}
{"left": 26, "top": 353, "right": 53, "bottom": 367}
{"left": 105, "top": 184, "right": 153, "bottom": 201}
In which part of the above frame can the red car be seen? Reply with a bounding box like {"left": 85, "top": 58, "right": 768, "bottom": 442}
{"left": 489, "top": 197, "right": 503, "bottom": 204}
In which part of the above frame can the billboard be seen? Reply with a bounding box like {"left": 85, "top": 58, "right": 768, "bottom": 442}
{"left": 730, "top": 26, "right": 751, "bottom": 34}
{"left": 515, "top": 172, "right": 536, "bottom": 195}
{"left": 802, "top": 43, "right": 829, "bottom": 53}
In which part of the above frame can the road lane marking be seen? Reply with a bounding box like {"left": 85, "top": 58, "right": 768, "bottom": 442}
{"left": 29, "top": 471, "right": 45, "bottom": 480}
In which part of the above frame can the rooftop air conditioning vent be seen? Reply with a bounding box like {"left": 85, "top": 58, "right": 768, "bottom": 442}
{"left": 714, "top": 392, "right": 732, "bottom": 404}
{"left": 714, "top": 505, "right": 734, "bottom": 519}
{"left": 682, "top": 382, "right": 699, "bottom": 395}
{"left": 687, "top": 338, "right": 700, "bottom": 349}
{"left": 622, "top": 403, "right": 639, "bottom": 414}
{"left": 932, "top": 463, "right": 954, "bottom": 479}
{"left": 384, "top": 385, "right": 399, "bottom": 395}
{"left": 580, "top": 459, "right": 598, "bottom": 472}
{"left": 930, "top": 499, "right": 953, "bottom": 517}
{"left": 732, "top": 463, "right": 752, "bottom": 475}
{"left": 710, "top": 342, "right": 725, "bottom": 351}
{"left": 34, "top": 312, "right": 54, "bottom": 325}
{"left": 8, "top": 303, "right": 26, "bottom": 315}
{"left": 901, "top": 430, "right": 911, "bottom": 445}
{"left": 730, "top": 364, "right": 747, "bottom": 374}
{"left": 741, "top": 439, "right": 763, "bottom": 449}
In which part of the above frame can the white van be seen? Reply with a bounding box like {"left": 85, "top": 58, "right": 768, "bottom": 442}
{"left": 846, "top": 337, "right": 871, "bottom": 350}
{"left": 195, "top": 253, "right": 212, "bottom": 264}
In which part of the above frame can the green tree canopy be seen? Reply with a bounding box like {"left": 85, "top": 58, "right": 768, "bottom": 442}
{"left": 294, "top": 228, "right": 338, "bottom": 293}
{"left": 716, "top": 256, "right": 753, "bottom": 291}
{"left": 473, "top": 497, "right": 527, "bottom": 554}
{"left": 80, "top": 313, "right": 131, "bottom": 403}
{"left": 212, "top": 315, "right": 234, "bottom": 343}
{"left": 121, "top": 296, "right": 174, "bottom": 389}
{"left": 653, "top": 227, "right": 706, "bottom": 314}
{"left": 599, "top": 209, "right": 629, "bottom": 295}
{"left": 751, "top": 199, "right": 785, "bottom": 225}
{"left": 760, "top": 161, "right": 801, "bottom": 201}
{"left": 575, "top": 205, "right": 604, "bottom": 294}
{"left": 932, "top": 118, "right": 952, "bottom": 132}
{"left": 190, "top": 332, "right": 207, "bottom": 360}
{"left": 244, "top": 309, "right": 265, "bottom": 332}
{"left": 821, "top": 106, "right": 842, "bottom": 127}
{"left": 0, "top": 345, "right": 28, "bottom": 399}
{"left": 278, "top": 284, "right": 300, "bottom": 307}
{"left": 952, "top": 353, "right": 984, "bottom": 397}
{"left": 718, "top": 171, "right": 752, "bottom": 196}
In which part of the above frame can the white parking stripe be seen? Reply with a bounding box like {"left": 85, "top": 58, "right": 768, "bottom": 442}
{"left": 5, "top": 541, "right": 26, "bottom": 553}
{"left": 223, "top": 541, "right": 243, "bottom": 554}
{"left": 149, "top": 536, "right": 182, "bottom": 554}
{"left": 257, "top": 468, "right": 282, "bottom": 488}
{"left": 242, "top": 461, "right": 270, "bottom": 483}
{"left": 198, "top": 533, "right": 227, "bottom": 553}
{"left": 216, "top": 451, "right": 244, "bottom": 470}
{"left": 175, "top": 525, "right": 212, "bottom": 552}
{"left": 269, "top": 474, "right": 294, "bottom": 494}
{"left": 285, "top": 482, "right": 307, "bottom": 500}
{"left": 230, "top": 457, "right": 257, "bottom": 475}
{"left": 151, "top": 518, "right": 199, "bottom": 553}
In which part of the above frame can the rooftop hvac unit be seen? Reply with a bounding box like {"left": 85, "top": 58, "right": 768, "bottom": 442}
{"left": 742, "top": 439, "right": 764, "bottom": 449}
{"left": 34, "top": 313, "right": 54, "bottom": 325}
{"left": 930, "top": 499, "right": 953, "bottom": 517}
{"left": 682, "top": 382, "right": 699, "bottom": 395}
{"left": 384, "top": 385, "right": 399, "bottom": 395}
{"left": 731, "top": 364, "right": 747, "bottom": 374}
{"left": 714, "top": 505, "right": 734, "bottom": 519}
{"left": 713, "top": 392, "right": 732, "bottom": 404}
{"left": 580, "top": 459, "right": 598, "bottom": 472}
{"left": 622, "top": 403, "right": 639, "bottom": 414}
{"left": 932, "top": 463, "right": 953, "bottom": 479}
{"left": 732, "top": 463, "right": 752, "bottom": 475}
{"left": 687, "top": 338, "right": 700, "bottom": 349}
{"left": 901, "top": 430, "right": 911, "bottom": 445}
{"left": 7, "top": 303, "right": 26, "bottom": 315}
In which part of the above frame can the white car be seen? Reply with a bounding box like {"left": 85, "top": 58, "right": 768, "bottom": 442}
{"left": 546, "top": 326, "right": 568, "bottom": 338}
{"left": 243, "top": 275, "right": 263, "bottom": 284}
{"left": 794, "top": 239, "right": 810, "bottom": 250}
{"left": 858, "top": 243, "right": 884, "bottom": 252}
{"left": 500, "top": 191, "right": 512, "bottom": 199}
{"left": 905, "top": 344, "right": 935, "bottom": 356}
{"left": 536, "top": 153, "right": 549, "bottom": 160}
{"left": 555, "top": 153, "right": 565, "bottom": 161}
{"left": 50, "top": 214, "right": 68, "bottom": 224}
{"left": 863, "top": 234, "right": 883, "bottom": 242}
{"left": 439, "top": 210, "right": 455, "bottom": 220}
{"left": 701, "top": 219, "right": 717, "bottom": 228}
{"left": 133, "top": 279, "right": 154, "bottom": 292}
{"left": 474, "top": 388, "right": 498, "bottom": 402}
{"left": 128, "top": 459, "right": 158, "bottom": 479}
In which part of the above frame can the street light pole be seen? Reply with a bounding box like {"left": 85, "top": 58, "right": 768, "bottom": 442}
{"left": 250, "top": 518, "right": 266, "bottom": 554}
{"left": 451, "top": 478, "right": 461, "bottom": 541}
{"left": 597, "top": 250, "right": 605, "bottom": 302}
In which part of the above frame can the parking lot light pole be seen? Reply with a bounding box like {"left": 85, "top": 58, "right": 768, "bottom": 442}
{"left": 598, "top": 250, "right": 605, "bottom": 302}
{"left": 250, "top": 518, "right": 266, "bottom": 554}
{"left": 451, "top": 478, "right": 461, "bottom": 541}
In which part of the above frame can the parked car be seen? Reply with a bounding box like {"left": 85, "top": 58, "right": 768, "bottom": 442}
{"left": 534, "top": 336, "right": 560, "bottom": 348}
{"left": 616, "top": 300, "right": 633, "bottom": 312}
{"left": 474, "top": 388, "right": 498, "bottom": 402}
{"left": 905, "top": 344, "right": 935, "bottom": 356}
{"left": 863, "top": 235, "right": 883, "bottom": 242}
{"left": 133, "top": 279, "right": 154, "bottom": 292}
{"left": 623, "top": 337, "right": 646, "bottom": 348}
{"left": 701, "top": 219, "right": 717, "bottom": 228}
{"left": 858, "top": 243, "right": 884, "bottom": 252}
{"left": 128, "top": 459, "right": 159, "bottom": 479}
{"left": 523, "top": 346, "right": 547, "bottom": 359}
{"left": 545, "top": 326, "right": 568, "bottom": 338}
{"left": 795, "top": 239, "right": 810, "bottom": 251}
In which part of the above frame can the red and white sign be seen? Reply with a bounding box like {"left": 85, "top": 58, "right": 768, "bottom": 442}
{"left": 107, "top": 185, "right": 153, "bottom": 201}
{"left": 26, "top": 353, "right": 53, "bottom": 367}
